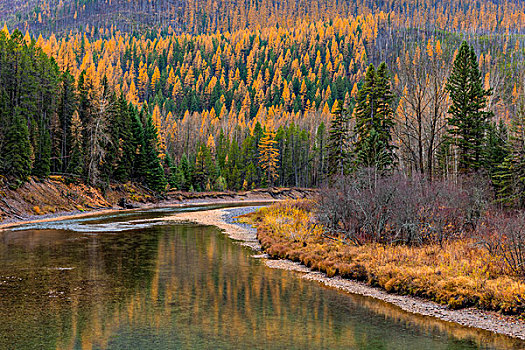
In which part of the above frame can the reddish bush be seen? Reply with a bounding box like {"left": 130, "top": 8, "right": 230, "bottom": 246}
{"left": 316, "top": 170, "right": 493, "bottom": 246}
{"left": 479, "top": 212, "right": 525, "bottom": 277}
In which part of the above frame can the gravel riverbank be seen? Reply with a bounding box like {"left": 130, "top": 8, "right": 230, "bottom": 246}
{"left": 161, "top": 205, "right": 525, "bottom": 341}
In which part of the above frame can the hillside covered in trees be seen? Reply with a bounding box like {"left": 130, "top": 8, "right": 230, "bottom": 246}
{"left": 2, "top": 0, "right": 525, "bottom": 199}
{"left": 6, "top": 0, "right": 525, "bottom": 35}
{"left": 5, "top": 0, "right": 525, "bottom": 36}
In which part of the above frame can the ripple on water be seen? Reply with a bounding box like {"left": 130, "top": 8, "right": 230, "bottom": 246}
{"left": 10, "top": 219, "right": 168, "bottom": 233}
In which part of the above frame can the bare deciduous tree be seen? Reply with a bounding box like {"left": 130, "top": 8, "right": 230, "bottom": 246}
{"left": 394, "top": 44, "right": 450, "bottom": 179}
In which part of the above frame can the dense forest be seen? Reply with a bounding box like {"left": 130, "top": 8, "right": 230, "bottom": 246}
{"left": 5, "top": 0, "right": 525, "bottom": 36}
{"left": 0, "top": 30, "right": 167, "bottom": 191}
{"left": 2, "top": 1, "right": 525, "bottom": 199}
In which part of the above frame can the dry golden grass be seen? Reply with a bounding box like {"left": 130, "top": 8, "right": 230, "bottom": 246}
{"left": 246, "top": 200, "right": 525, "bottom": 315}
{"left": 32, "top": 206, "right": 42, "bottom": 215}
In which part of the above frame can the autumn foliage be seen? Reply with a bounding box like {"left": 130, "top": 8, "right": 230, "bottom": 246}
{"left": 249, "top": 199, "right": 525, "bottom": 315}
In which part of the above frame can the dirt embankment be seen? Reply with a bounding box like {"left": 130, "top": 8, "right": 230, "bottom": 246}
{"left": 0, "top": 177, "right": 153, "bottom": 223}
{"left": 0, "top": 177, "right": 315, "bottom": 225}
{"left": 165, "top": 187, "right": 315, "bottom": 202}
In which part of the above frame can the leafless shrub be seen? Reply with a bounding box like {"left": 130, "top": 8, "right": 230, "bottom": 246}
{"left": 480, "top": 212, "right": 525, "bottom": 277}
{"left": 456, "top": 174, "right": 493, "bottom": 232}
{"left": 316, "top": 170, "right": 493, "bottom": 246}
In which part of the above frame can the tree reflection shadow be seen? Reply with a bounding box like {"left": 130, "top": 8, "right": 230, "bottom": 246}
{"left": 0, "top": 223, "right": 523, "bottom": 350}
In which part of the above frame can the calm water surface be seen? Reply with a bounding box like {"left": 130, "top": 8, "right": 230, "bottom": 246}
{"left": 0, "top": 205, "right": 524, "bottom": 350}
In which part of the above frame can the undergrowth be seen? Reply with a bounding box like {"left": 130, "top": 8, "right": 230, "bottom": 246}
{"left": 246, "top": 200, "right": 525, "bottom": 315}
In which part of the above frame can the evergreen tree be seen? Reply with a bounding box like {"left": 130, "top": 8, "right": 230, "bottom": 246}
{"left": 281, "top": 125, "right": 295, "bottom": 185}
{"left": 164, "top": 154, "right": 177, "bottom": 189}
{"left": 0, "top": 108, "right": 32, "bottom": 185}
{"left": 179, "top": 154, "right": 192, "bottom": 191}
{"left": 353, "top": 63, "right": 396, "bottom": 170}
{"left": 142, "top": 110, "right": 167, "bottom": 192}
{"left": 215, "top": 175, "right": 227, "bottom": 191}
{"left": 445, "top": 41, "right": 493, "bottom": 173}
{"left": 252, "top": 122, "right": 264, "bottom": 183}
{"left": 241, "top": 135, "right": 259, "bottom": 188}
{"left": 483, "top": 120, "right": 509, "bottom": 178}
{"left": 32, "top": 49, "right": 59, "bottom": 179}
{"left": 225, "top": 139, "right": 241, "bottom": 190}
{"left": 57, "top": 70, "right": 77, "bottom": 173}
{"left": 194, "top": 143, "right": 216, "bottom": 191}
{"left": 297, "top": 129, "right": 310, "bottom": 186}
{"left": 173, "top": 163, "right": 186, "bottom": 190}
{"left": 216, "top": 130, "right": 229, "bottom": 172}
{"left": 31, "top": 123, "right": 52, "bottom": 178}
{"left": 495, "top": 149, "right": 525, "bottom": 208}
{"left": 0, "top": 30, "right": 61, "bottom": 184}
{"left": 327, "top": 100, "right": 349, "bottom": 177}
{"left": 314, "top": 122, "right": 327, "bottom": 186}
{"left": 494, "top": 104, "right": 525, "bottom": 207}
{"left": 129, "top": 108, "right": 145, "bottom": 181}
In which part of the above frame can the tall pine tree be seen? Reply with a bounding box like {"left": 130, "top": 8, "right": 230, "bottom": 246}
{"left": 142, "top": 110, "right": 167, "bottom": 192}
{"left": 0, "top": 108, "right": 32, "bottom": 185}
{"left": 327, "top": 100, "right": 349, "bottom": 177}
{"left": 353, "top": 63, "right": 396, "bottom": 170}
{"left": 445, "top": 41, "right": 492, "bottom": 173}
{"left": 494, "top": 102, "right": 525, "bottom": 207}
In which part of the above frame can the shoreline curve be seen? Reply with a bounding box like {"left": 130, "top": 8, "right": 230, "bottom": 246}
{"left": 161, "top": 206, "right": 525, "bottom": 343}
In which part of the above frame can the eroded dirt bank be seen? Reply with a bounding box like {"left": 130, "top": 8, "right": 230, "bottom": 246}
{"left": 161, "top": 206, "right": 525, "bottom": 343}
{"left": 0, "top": 177, "right": 152, "bottom": 223}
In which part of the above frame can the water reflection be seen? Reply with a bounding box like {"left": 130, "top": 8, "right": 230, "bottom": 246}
{"left": 0, "top": 213, "right": 524, "bottom": 349}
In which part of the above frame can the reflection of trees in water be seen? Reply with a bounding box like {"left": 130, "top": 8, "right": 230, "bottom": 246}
{"left": 105, "top": 225, "right": 362, "bottom": 349}
{"left": 352, "top": 294, "right": 525, "bottom": 350}
{"left": 0, "top": 224, "right": 523, "bottom": 349}
{"left": 0, "top": 226, "right": 161, "bottom": 349}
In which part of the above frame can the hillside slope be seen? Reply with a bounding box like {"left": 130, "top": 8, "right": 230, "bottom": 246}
{"left": 0, "top": 177, "right": 154, "bottom": 222}
{"left": 5, "top": 0, "right": 525, "bottom": 36}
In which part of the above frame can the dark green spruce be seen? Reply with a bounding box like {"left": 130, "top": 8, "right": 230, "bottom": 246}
{"left": 353, "top": 62, "right": 396, "bottom": 171}
{"left": 327, "top": 100, "right": 350, "bottom": 177}
{"left": 445, "top": 41, "right": 492, "bottom": 173}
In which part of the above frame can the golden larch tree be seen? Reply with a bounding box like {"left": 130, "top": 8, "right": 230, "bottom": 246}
{"left": 151, "top": 66, "right": 161, "bottom": 92}
{"left": 258, "top": 119, "right": 280, "bottom": 186}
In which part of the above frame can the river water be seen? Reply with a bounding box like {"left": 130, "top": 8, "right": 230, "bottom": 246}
{"left": 0, "top": 205, "right": 524, "bottom": 350}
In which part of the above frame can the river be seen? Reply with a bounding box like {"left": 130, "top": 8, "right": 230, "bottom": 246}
{"left": 0, "top": 204, "right": 524, "bottom": 349}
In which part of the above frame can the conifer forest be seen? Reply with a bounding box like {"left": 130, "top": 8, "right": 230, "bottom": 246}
{"left": 7, "top": 1, "right": 525, "bottom": 348}
{"left": 0, "top": 0, "right": 525, "bottom": 200}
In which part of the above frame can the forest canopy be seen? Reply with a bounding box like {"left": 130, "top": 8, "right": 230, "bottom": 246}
{"left": 1, "top": 1, "right": 525, "bottom": 198}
